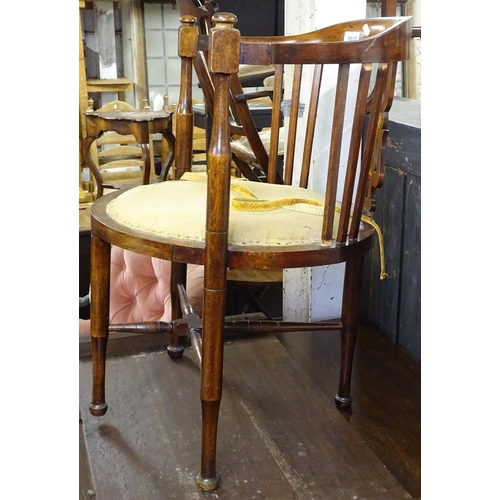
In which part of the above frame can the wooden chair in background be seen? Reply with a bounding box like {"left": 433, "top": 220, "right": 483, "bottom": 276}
{"left": 176, "top": 0, "right": 285, "bottom": 316}
{"left": 175, "top": 0, "right": 283, "bottom": 183}
{"left": 87, "top": 12, "right": 411, "bottom": 491}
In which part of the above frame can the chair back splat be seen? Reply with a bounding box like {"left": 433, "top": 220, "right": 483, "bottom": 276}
{"left": 87, "top": 11, "right": 412, "bottom": 492}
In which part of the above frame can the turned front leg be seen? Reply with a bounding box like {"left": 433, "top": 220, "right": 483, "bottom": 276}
{"left": 89, "top": 234, "right": 111, "bottom": 416}
{"left": 197, "top": 289, "right": 225, "bottom": 492}
{"left": 193, "top": 13, "right": 239, "bottom": 490}
{"left": 335, "top": 256, "right": 364, "bottom": 409}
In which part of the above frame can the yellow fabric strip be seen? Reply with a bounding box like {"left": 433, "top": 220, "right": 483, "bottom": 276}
{"left": 364, "top": 216, "right": 388, "bottom": 279}
{"left": 181, "top": 172, "right": 210, "bottom": 183}
{"left": 232, "top": 197, "right": 324, "bottom": 213}
{"left": 180, "top": 172, "right": 388, "bottom": 279}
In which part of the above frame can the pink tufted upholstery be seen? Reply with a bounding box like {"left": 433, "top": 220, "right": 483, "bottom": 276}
{"left": 79, "top": 247, "right": 204, "bottom": 335}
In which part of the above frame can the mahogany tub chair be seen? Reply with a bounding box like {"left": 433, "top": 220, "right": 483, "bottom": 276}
{"left": 88, "top": 13, "right": 411, "bottom": 491}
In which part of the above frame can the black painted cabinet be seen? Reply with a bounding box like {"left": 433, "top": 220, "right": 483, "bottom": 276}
{"left": 216, "top": 0, "right": 284, "bottom": 36}
{"left": 361, "top": 98, "right": 421, "bottom": 362}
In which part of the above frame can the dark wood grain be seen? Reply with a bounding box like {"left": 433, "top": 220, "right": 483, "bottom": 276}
{"left": 277, "top": 325, "right": 421, "bottom": 498}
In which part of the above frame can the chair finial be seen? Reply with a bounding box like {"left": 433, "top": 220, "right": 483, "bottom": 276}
{"left": 208, "top": 12, "right": 240, "bottom": 75}
{"left": 212, "top": 12, "right": 238, "bottom": 28}
{"left": 142, "top": 98, "right": 151, "bottom": 111}
{"left": 87, "top": 98, "right": 94, "bottom": 112}
{"left": 180, "top": 14, "right": 196, "bottom": 26}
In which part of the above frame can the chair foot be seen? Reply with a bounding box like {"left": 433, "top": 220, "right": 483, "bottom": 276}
{"left": 334, "top": 394, "right": 352, "bottom": 409}
{"left": 167, "top": 344, "right": 184, "bottom": 359}
{"left": 196, "top": 474, "right": 219, "bottom": 491}
{"left": 89, "top": 402, "right": 108, "bottom": 416}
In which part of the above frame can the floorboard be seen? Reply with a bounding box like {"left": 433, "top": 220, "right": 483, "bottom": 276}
{"left": 276, "top": 325, "right": 421, "bottom": 498}
{"left": 79, "top": 415, "right": 96, "bottom": 499}
{"left": 80, "top": 329, "right": 419, "bottom": 499}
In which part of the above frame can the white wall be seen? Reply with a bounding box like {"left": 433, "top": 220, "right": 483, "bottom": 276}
{"left": 282, "top": 0, "right": 366, "bottom": 322}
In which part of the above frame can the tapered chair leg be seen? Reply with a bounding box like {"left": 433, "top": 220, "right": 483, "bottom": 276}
{"left": 198, "top": 399, "right": 221, "bottom": 491}
{"left": 196, "top": 289, "right": 225, "bottom": 491}
{"left": 167, "top": 262, "right": 188, "bottom": 359}
{"left": 89, "top": 234, "right": 111, "bottom": 417}
{"left": 335, "top": 256, "right": 364, "bottom": 409}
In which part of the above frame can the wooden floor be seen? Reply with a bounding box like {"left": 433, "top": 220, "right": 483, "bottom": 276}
{"left": 79, "top": 324, "right": 420, "bottom": 499}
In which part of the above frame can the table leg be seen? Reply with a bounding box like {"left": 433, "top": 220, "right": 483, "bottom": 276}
{"left": 139, "top": 142, "right": 152, "bottom": 185}
{"left": 159, "top": 126, "right": 176, "bottom": 181}
{"left": 81, "top": 134, "right": 105, "bottom": 199}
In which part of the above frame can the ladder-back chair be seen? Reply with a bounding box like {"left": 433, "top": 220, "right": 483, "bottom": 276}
{"left": 88, "top": 12, "right": 412, "bottom": 491}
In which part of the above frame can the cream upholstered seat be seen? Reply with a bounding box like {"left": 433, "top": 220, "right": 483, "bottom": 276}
{"left": 106, "top": 175, "right": 328, "bottom": 247}
{"left": 106, "top": 174, "right": 386, "bottom": 278}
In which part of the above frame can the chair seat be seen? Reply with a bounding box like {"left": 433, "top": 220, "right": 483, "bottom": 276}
{"left": 105, "top": 176, "right": 362, "bottom": 249}
{"left": 230, "top": 127, "right": 285, "bottom": 162}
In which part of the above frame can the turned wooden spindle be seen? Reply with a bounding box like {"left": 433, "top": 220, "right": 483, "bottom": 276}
{"left": 174, "top": 15, "right": 198, "bottom": 180}
{"left": 178, "top": 284, "right": 203, "bottom": 366}
{"left": 142, "top": 97, "right": 151, "bottom": 111}
{"left": 197, "top": 11, "right": 239, "bottom": 493}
